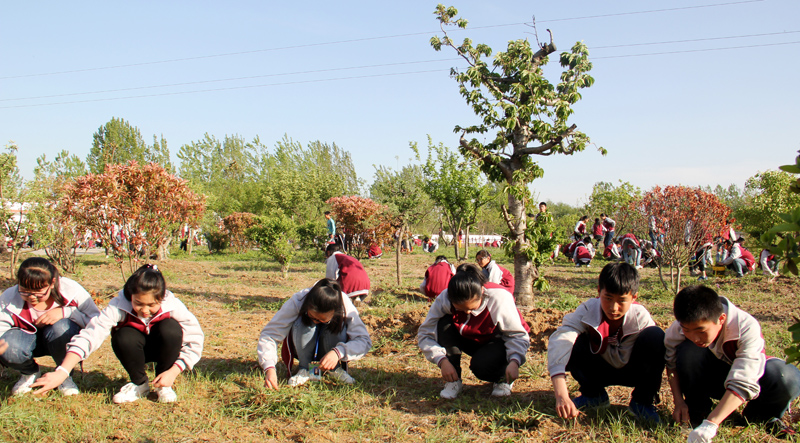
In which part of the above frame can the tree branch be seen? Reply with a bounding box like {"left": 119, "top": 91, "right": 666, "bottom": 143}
{"left": 459, "top": 134, "right": 512, "bottom": 180}
{"left": 516, "top": 124, "right": 577, "bottom": 156}
{"left": 500, "top": 204, "right": 517, "bottom": 234}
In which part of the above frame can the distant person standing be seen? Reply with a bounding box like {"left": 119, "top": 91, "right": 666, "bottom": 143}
{"left": 600, "top": 214, "right": 616, "bottom": 249}
{"left": 324, "top": 211, "right": 336, "bottom": 244}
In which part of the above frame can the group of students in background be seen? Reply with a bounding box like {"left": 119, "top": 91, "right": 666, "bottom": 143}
{"left": 1, "top": 244, "right": 797, "bottom": 441}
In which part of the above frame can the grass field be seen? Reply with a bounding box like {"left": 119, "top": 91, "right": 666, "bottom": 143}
{"left": 0, "top": 246, "right": 797, "bottom": 442}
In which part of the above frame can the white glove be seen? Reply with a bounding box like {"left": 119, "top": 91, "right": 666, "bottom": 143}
{"left": 688, "top": 420, "right": 718, "bottom": 443}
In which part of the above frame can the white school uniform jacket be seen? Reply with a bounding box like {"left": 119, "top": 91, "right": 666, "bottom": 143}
{"left": 67, "top": 290, "right": 204, "bottom": 372}
{"left": 0, "top": 277, "right": 100, "bottom": 336}
{"left": 664, "top": 297, "right": 766, "bottom": 401}
{"left": 257, "top": 288, "right": 372, "bottom": 371}
{"left": 417, "top": 284, "right": 530, "bottom": 367}
{"left": 548, "top": 298, "right": 656, "bottom": 377}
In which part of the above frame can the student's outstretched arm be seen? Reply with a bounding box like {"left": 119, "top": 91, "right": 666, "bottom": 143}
{"left": 31, "top": 352, "right": 81, "bottom": 395}
{"left": 551, "top": 374, "right": 580, "bottom": 419}
{"left": 667, "top": 368, "right": 691, "bottom": 424}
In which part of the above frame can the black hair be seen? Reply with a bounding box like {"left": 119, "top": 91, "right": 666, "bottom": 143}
{"left": 475, "top": 249, "right": 491, "bottom": 261}
{"left": 299, "top": 278, "right": 345, "bottom": 334}
{"left": 583, "top": 236, "right": 592, "bottom": 243}
{"left": 324, "top": 211, "right": 331, "bottom": 216}
{"left": 434, "top": 255, "right": 448, "bottom": 264}
{"left": 447, "top": 263, "right": 486, "bottom": 304}
{"left": 597, "top": 262, "right": 639, "bottom": 296}
{"left": 580, "top": 215, "right": 589, "bottom": 221}
{"left": 539, "top": 202, "right": 547, "bottom": 207}
{"left": 673, "top": 285, "right": 724, "bottom": 324}
{"left": 17, "top": 257, "right": 66, "bottom": 306}
{"left": 594, "top": 218, "right": 600, "bottom": 223}
{"left": 124, "top": 264, "right": 167, "bottom": 302}
{"left": 326, "top": 243, "right": 342, "bottom": 255}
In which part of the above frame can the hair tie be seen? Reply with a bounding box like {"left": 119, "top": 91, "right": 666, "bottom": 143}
{"left": 146, "top": 264, "right": 159, "bottom": 271}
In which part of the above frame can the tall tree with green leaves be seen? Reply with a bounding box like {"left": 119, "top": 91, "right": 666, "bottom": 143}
{"left": 87, "top": 117, "right": 172, "bottom": 174}
{"left": 0, "top": 142, "right": 26, "bottom": 274}
{"left": 370, "top": 164, "right": 431, "bottom": 284}
{"left": 432, "top": 5, "right": 601, "bottom": 305}
{"left": 178, "top": 133, "right": 262, "bottom": 220}
{"left": 737, "top": 170, "right": 800, "bottom": 239}
{"left": 412, "top": 137, "right": 493, "bottom": 261}
{"left": 27, "top": 151, "right": 88, "bottom": 272}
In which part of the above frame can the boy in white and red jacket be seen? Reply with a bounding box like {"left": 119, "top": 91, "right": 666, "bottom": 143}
{"left": 475, "top": 249, "right": 515, "bottom": 294}
{"left": 419, "top": 255, "right": 456, "bottom": 301}
{"left": 326, "top": 244, "right": 371, "bottom": 304}
{"left": 548, "top": 262, "right": 665, "bottom": 423}
{"left": 665, "top": 285, "right": 800, "bottom": 441}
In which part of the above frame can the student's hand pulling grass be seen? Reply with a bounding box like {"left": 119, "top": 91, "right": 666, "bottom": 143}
{"left": 439, "top": 359, "right": 459, "bottom": 382}
{"left": 319, "top": 350, "right": 340, "bottom": 371}
{"left": 505, "top": 360, "right": 519, "bottom": 383}
{"left": 153, "top": 365, "right": 181, "bottom": 388}
{"left": 264, "top": 368, "right": 279, "bottom": 390}
{"left": 0, "top": 339, "right": 7, "bottom": 355}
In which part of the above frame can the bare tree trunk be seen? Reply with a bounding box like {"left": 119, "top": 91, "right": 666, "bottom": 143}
{"left": 464, "top": 225, "right": 470, "bottom": 261}
{"left": 395, "top": 226, "right": 404, "bottom": 285}
{"left": 187, "top": 228, "right": 195, "bottom": 254}
{"left": 506, "top": 193, "right": 536, "bottom": 306}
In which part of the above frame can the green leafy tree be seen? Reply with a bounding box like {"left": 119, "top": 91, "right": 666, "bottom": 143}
{"left": 26, "top": 151, "right": 88, "bottom": 272}
{"left": 412, "top": 137, "right": 493, "bottom": 261}
{"left": 585, "top": 180, "right": 642, "bottom": 232}
{"left": 432, "top": 5, "right": 601, "bottom": 305}
{"left": 737, "top": 170, "right": 800, "bottom": 239}
{"left": 258, "top": 136, "right": 361, "bottom": 223}
{"left": 88, "top": 117, "right": 172, "bottom": 174}
{"left": 0, "top": 142, "right": 27, "bottom": 275}
{"left": 370, "top": 164, "right": 431, "bottom": 284}
{"left": 758, "top": 152, "right": 800, "bottom": 363}
{"left": 178, "top": 133, "right": 262, "bottom": 219}
{"left": 247, "top": 213, "right": 299, "bottom": 279}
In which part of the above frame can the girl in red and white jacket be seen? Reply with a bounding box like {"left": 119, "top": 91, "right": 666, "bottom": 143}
{"left": 417, "top": 263, "right": 530, "bottom": 399}
{"left": 32, "top": 265, "right": 204, "bottom": 404}
{"left": 0, "top": 257, "right": 99, "bottom": 396}
{"left": 258, "top": 278, "right": 372, "bottom": 389}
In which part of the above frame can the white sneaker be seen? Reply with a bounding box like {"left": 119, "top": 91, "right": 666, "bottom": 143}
{"left": 440, "top": 380, "right": 463, "bottom": 399}
{"left": 327, "top": 367, "right": 355, "bottom": 384}
{"left": 491, "top": 382, "right": 513, "bottom": 397}
{"left": 112, "top": 382, "right": 150, "bottom": 404}
{"left": 58, "top": 376, "right": 80, "bottom": 396}
{"left": 12, "top": 371, "right": 40, "bottom": 395}
{"left": 288, "top": 369, "right": 311, "bottom": 387}
{"left": 155, "top": 386, "right": 177, "bottom": 403}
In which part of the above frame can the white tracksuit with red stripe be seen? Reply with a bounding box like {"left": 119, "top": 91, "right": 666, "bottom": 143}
{"left": 417, "top": 283, "right": 530, "bottom": 367}
{"left": 66, "top": 290, "right": 204, "bottom": 372}
{"left": 664, "top": 297, "right": 766, "bottom": 401}
{"left": 0, "top": 277, "right": 99, "bottom": 335}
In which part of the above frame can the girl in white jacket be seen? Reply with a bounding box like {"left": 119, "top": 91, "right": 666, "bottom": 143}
{"left": 0, "top": 257, "right": 99, "bottom": 396}
{"left": 258, "top": 278, "right": 371, "bottom": 389}
{"left": 32, "top": 265, "right": 204, "bottom": 404}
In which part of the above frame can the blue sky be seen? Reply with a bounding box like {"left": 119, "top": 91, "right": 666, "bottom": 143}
{"left": 2, "top": 0, "right": 798, "bottom": 206}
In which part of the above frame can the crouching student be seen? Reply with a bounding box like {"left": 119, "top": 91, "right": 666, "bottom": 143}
{"left": 0, "top": 257, "right": 99, "bottom": 396}
{"left": 417, "top": 263, "right": 530, "bottom": 399}
{"left": 326, "top": 244, "right": 371, "bottom": 304}
{"left": 548, "top": 262, "right": 665, "bottom": 422}
{"left": 475, "top": 250, "right": 515, "bottom": 294}
{"left": 32, "top": 265, "right": 204, "bottom": 404}
{"left": 419, "top": 255, "right": 456, "bottom": 301}
{"left": 665, "top": 285, "right": 800, "bottom": 441}
{"left": 258, "top": 278, "right": 371, "bottom": 389}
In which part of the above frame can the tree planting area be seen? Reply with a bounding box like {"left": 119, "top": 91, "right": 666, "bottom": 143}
{"left": 0, "top": 248, "right": 797, "bottom": 442}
